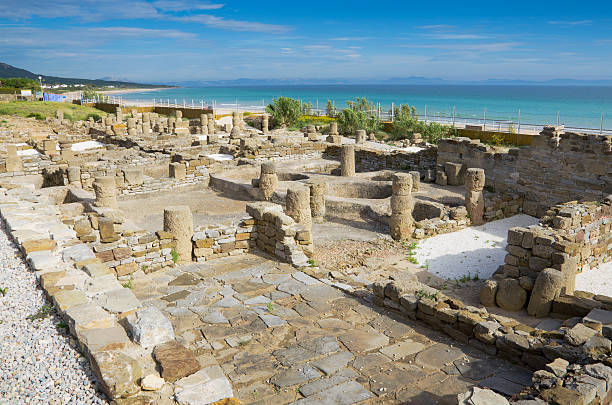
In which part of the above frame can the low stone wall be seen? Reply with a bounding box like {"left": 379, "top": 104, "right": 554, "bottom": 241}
{"left": 323, "top": 144, "right": 437, "bottom": 173}
{"left": 236, "top": 140, "right": 327, "bottom": 160}
{"left": 192, "top": 219, "right": 255, "bottom": 262}
{"left": 487, "top": 197, "right": 612, "bottom": 315}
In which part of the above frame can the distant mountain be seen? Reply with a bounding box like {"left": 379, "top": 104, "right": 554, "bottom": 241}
{"left": 0, "top": 62, "right": 169, "bottom": 88}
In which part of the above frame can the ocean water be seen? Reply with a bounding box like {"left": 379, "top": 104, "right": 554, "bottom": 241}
{"left": 119, "top": 85, "right": 612, "bottom": 130}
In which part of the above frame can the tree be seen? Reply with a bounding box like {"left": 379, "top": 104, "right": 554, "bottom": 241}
{"left": 336, "top": 97, "right": 380, "bottom": 135}
{"left": 326, "top": 100, "right": 336, "bottom": 117}
{"left": 82, "top": 88, "right": 100, "bottom": 101}
{"left": 265, "top": 97, "right": 301, "bottom": 128}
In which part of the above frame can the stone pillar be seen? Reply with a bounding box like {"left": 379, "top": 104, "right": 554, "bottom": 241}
{"left": 307, "top": 179, "right": 326, "bottom": 223}
{"left": 409, "top": 171, "right": 420, "bottom": 191}
{"left": 163, "top": 206, "right": 193, "bottom": 262}
{"left": 259, "top": 162, "right": 278, "bottom": 201}
{"left": 5, "top": 145, "right": 23, "bottom": 172}
{"left": 55, "top": 110, "right": 64, "bottom": 120}
{"left": 169, "top": 162, "right": 186, "bottom": 180}
{"left": 67, "top": 166, "right": 81, "bottom": 186}
{"left": 445, "top": 162, "right": 464, "bottom": 186}
{"left": 200, "top": 114, "right": 209, "bottom": 135}
{"left": 60, "top": 142, "right": 74, "bottom": 161}
{"left": 43, "top": 140, "right": 57, "bottom": 155}
{"left": 123, "top": 168, "right": 144, "bottom": 186}
{"left": 207, "top": 134, "right": 219, "bottom": 144}
{"left": 389, "top": 173, "right": 414, "bottom": 241}
{"left": 340, "top": 145, "right": 355, "bottom": 177}
{"left": 465, "top": 168, "right": 485, "bottom": 226}
{"left": 127, "top": 118, "right": 136, "bottom": 130}
{"left": 230, "top": 112, "right": 241, "bottom": 138}
{"left": 142, "top": 122, "right": 151, "bottom": 133}
{"left": 262, "top": 113, "right": 269, "bottom": 134}
{"left": 116, "top": 107, "right": 123, "bottom": 122}
{"left": 142, "top": 112, "right": 150, "bottom": 123}
{"left": 285, "top": 185, "right": 312, "bottom": 228}
{"left": 355, "top": 130, "right": 366, "bottom": 144}
{"left": 207, "top": 114, "right": 215, "bottom": 134}
{"left": 175, "top": 110, "right": 182, "bottom": 119}
{"left": 329, "top": 122, "right": 338, "bottom": 135}
{"left": 93, "top": 176, "right": 117, "bottom": 208}
{"left": 131, "top": 109, "right": 138, "bottom": 118}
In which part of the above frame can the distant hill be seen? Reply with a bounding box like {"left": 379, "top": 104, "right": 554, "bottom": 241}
{"left": 0, "top": 62, "right": 168, "bottom": 88}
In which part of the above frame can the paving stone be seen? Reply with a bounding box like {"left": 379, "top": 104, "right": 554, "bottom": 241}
{"left": 270, "top": 365, "right": 321, "bottom": 388}
{"left": 96, "top": 288, "right": 140, "bottom": 313}
{"left": 369, "top": 364, "right": 426, "bottom": 395}
{"left": 64, "top": 302, "right": 116, "bottom": 337}
{"left": 299, "top": 336, "right": 339, "bottom": 355}
{"left": 396, "top": 387, "right": 443, "bottom": 404}
{"left": 174, "top": 365, "right": 233, "bottom": 405}
{"left": 300, "top": 284, "right": 343, "bottom": 302}
{"left": 225, "top": 334, "right": 252, "bottom": 348}
{"left": 495, "top": 367, "right": 533, "bottom": 387}
{"left": 84, "top": 274, "right": 122, "bottom": 296}
{"left": 153, "top": 341, "right": 201, "bottom": 383}
{"left": 244, "top": 295, "right": 271, "bottom": 305}
{"left": 27, "top": 250, "right": 60, "bottom": 270}
{"left": 294, "top": 302, "right": 318, "bottom": 317}
{"left": 259, "top": 314, "right": 286, "bottom": 327}
{"left": 161, "top": 290, "right": 191, "bottom": 302}
{"left": 453, "top": 358, "right": 499, "bottom": 380}
{"left": 21, "top": 238, "right": 56, "bottom": 254}
{"left": 62, "top": 243, "right": 96, "bottom": 262}
{"left": 369, "top": 315, "right": 414, "bottom": 338}
{"left": 380, "top": 339, "right": 426, "bottom": 361}
{"left": 458, "top": 387, "right": 509, "bottom": 405}
{"left": 292, "top": 271, "right": 320, "bottom": 286}
{"left": 213, "top": 296, "right": 242, "bottom": 308}
{"left": 51, "top": 289, "right": 88, "bottom": 311}
{"left": 352, "top": 352, "right": 392, "bottom": 372}
{"left": 317, "top": 317, "right": 352, "bottom": 330}
{"left": 277, "top": 279, "right": 310, "bottom": 295}
{"left": 584, "top": 308, "right": 612, "bottom": 325}
{"left": 311, "top": 351, "right": 354, "bottom": 376}
{"left": 294, "top": 380, "right": 372, "bottom": 405}
{"left": 274, "top": 346, "right": 318, "bottom": 366}
{"left": 535, "top": 319, "right": 562, "bottom": 331}
{"left": 270, "top": 305, "right": 301, "bottom": 320}
{"left": 414, "top": 343, "right": 465, "bottom": 369}
{"left": 298, "top": 368, "right": 358, "bottom": 397}
{"left": 169, "top": 273, "right": 201, "bottom": 286}
{"left": 262, "top": 273, "right": 292, "bottom": 285}
{"left": 478, "top": 375, "right": 524, "bottom": 396}
{"left": 125, "top": 306, "right": 175, "bottom": 348}
{"left": 190, "top": 307, "right": 228, "bottom": 324}
{"left": 83, "top": 262, "right": 114, "bottom": 278}
{"left": 339, "top": 326, "right": 389, "bottom": 353}
{"left": 565, "top": 323, "right": 598, "bottom": 346}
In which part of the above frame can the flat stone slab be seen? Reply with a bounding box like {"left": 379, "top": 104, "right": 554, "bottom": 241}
{"left": 479, "top": 376, "right": 524, "bottom": 396}
{"left": 274, "top": 346, "right": 318, "bottom": 366}
{"left": 62, "top": 244, "right": 96, "bottom": 262}
{"left": 352, "top": 353, "right": 393, "bottom": 372}
{"left": 292, "top": 271, "right": 320, "bottom": 286}
{"left": 453, "top": 358, "right": 500, "bottom": 380}
{"left": 584, "top": 308, "right": 612, "bottom": 325}
{"left": 300, "top": 285, "right": 343, "bottom": 302}
{"left": 311, "top": 351, "right": 354, "bottom": 376}
{"left": 339, "top": 326, "right": 389, "bottom": 353}
{"left": 27, "top": 251, "right": 60, "bottom": 271}
{"left": 52, "top": 289, "right": 88, "bottom": 311}
{"left": 299, "top": 336, "right": 339, "bottom": 355}
{"left": 96, "top": 288, "right": 140, "bottom": 314}
{"left": 369, "top": 364, "right": 426, "bottom": 394}
{"left": 153, "top": 341, "right": 201, "bottom": 383}
{"left": 317, "top": 317, "right": 352, "bottom": 330}
{"left": 259, "top": 314, "right": 286, "bottom": 328}
{"left": 380, "top": 340, "right": 426, "bottom": 361}
{"left": 270, "top": 365, "right": 321, "bottom": 388}
{"left": 369, "top": 316, "right": 414, "bottom": 338}
{"left": 81, "top": 326, "right": 130, "bottom": 352}
{"left": 174, "top": 365, "right": 233, "bottom": 405}
{"left": 299, "top": 368, "right": 358, "bottom": 397}
{"left": 64, "top": 303, "right": 116, "bottom": 337}
{"left": 414, "top": 343, "right": 465, "bottom": 369}
{"left": 294, "top": 380, "right": 372, "bottom": 404}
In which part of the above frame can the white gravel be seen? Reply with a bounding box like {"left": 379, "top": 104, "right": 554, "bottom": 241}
{"left": 71, "top": 141, "right": 105, "bottom": 151}
{"left": 413, "top": 214, "right": 539, "bottom": 280}
{"left": 0, "top": 222, "right": 107, "bottom": 404}
{"left": 576, "top": 261, "right": 612, "bottom": 296}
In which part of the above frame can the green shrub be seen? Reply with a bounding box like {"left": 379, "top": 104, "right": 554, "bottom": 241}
{"left": 27, "top": 112, "right": 45, "bottom": 120}
{"left": 265, "top": 97, "right": 301, "bottom": 128}
{"left": 85, "top": 113, "right": 102, "bottom": 122}
{"left": 389, "top": 104, "right": 457, "bottom": 144}
{"left": 336, "top": 97, "right": 380, "bottom": 135}
{"left": 326, "top": 100, "right": 336, "bottom": 117}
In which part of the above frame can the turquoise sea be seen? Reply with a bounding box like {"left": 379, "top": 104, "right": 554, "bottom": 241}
{"left": 119, "top": 85, "right": 612, "bottom": 131}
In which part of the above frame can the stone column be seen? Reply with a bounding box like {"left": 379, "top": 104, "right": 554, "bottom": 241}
{"left": 60, "top": 142, "right": 74, "bottom": 161}
{"left": 175, "top": 110, "right": 182, "bottom": 120}
{"left": 127, "top": 118, "right": 136, "bottom": 130}
{"left": 163, "top": 206, "right": 193, "bottom": 262}
{"left": 307, "top": 179, "right": 326, "bottom": 223}
{"left": 5, "top": 145, "right": 23, "bottom": 172}
{"left": 207, "top": 114, "right": 215, "bottom": 134}
{"left": 340, "top": 145, "right": 355, "bottom": 177}
{"left": 169, "top": 162, "right": 186, "bottom": 180}
{"left": 285, "top": 185, "right": 312, "bottom": 228}
{"left": 355, "top": 130, "right": 366, "bottom": 144}
{"left": 465, "top": 168, "right": 485, "bottom": 226}
{"left": 67, "top": 166, "right": 81, "bottom": 187}
{"left": 389, "top": 173, "right": 414, "bottom": 241}
{"left": 116, "top": 107, "right": 123, "bottom": 122}
{"left": 409, "top": 171, "right": 420, "bottom": 191}
{"left": 262, "top": 114, "right": 269, "bottom": 134}
{"left": 55, "top": 110, "right": 64, "bottom": 120}
{"left": 93, "top": 176, "right": 118, "bottom": 208}
{"left": 200, "top": 114, "right": 209, "bottom": 135}
{"left": 259, "top": 162, "right": 278, "bottom": 201}
{"left": 230, "top": 112, "right": 241, "bottom": 138}
{"left": 329, "top": 122, "right": 338, "bottom": 135}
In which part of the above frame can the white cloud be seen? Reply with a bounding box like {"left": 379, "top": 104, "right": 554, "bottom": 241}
{"left": 424, "top": 34, "right": 490, "bottom": 40}
{"left": 417, "top": 24, "right": 457, "bottom": 30}
{"left": 548, "top": 20, "right": 592, "bottom": 26}
{"left": 176, "top": 14, "right": 291, "bottom": 33}
{"left": 151, "top": 1, "right": 224, "bottom": 11}
{"left": 88, "top": 27, "right": 196, "bottom": 39}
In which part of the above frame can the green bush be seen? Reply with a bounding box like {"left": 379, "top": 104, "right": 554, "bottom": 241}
{"left": 326, "top": 100, "right": 336, "bottom": 117}
{"left": 336, "top": 97, "right": 380, "bottom": 135}
{"left": 0, "top": 77, "right": 40, "bottom": 91}
{"left": 265, "top": 97, "right": 301, "bottom": 128}
{"left": 82, "top": 88, "right": 100, "bottom": 101}
{"left": 390, "top": 104, "right": 457, "bottom": 144}
{"left": 85, "top": 113, "right": 102, "bottom": 122}
{"left": 27, "top": 112, "right": 45, "bottom": 120}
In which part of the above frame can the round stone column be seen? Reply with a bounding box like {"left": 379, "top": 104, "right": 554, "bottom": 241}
{"left": 259, "top": 162, "right": 278, "bottom": 201}
{"left": 200, "top": 114, "right": 209, "bottom": 135}
{"left": 465, "top": 168, "right": 485, "bottom": 226}
{"left": 329, "top": 122, "right": 338, "bottom": 135}
{"left": 340, "top": 145, "right": 355, "bottom": 177}
{"left": 207, "top": 114, "right": 215, "bottom": 134}
{"left": 308, "top": 179, "right": 326, "bottom": 223}
{"left": 409, "top": 171, "right": 421, "bottom": 191}
{"left": 67, "top": 166, "right": 81, "bottom": 187}
{"left": 389, "top": 173, "right": 414, "bottom": 241}
{"left": 355, "top": 130, "right": 366, "bottom": 144}
{"left": 93, "top": 176, "right": 118, "bottom": 208}
{"left": 285, "top": 185, "right": 312, "bottom": 228}
{"left": 262, "top": 114, "right": 269, "bottom": 133}
{"left": 163, "top": 206, "right": 193, "bottom": 262}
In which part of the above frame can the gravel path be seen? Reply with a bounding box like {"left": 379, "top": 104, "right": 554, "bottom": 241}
{"left": 413, "top": 214, "right": 539, "bottom": 280}
{"left": 576, "top": 261, "right": 612, "bottom": 296}
{"left": 0, "top": 222, "right": 107, "bottom": 404}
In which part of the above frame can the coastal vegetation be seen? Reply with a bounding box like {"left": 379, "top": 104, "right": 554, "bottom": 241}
{"left": 265, "top": 97, "right": 301, "bottom": 128}
{"left": 390, "top": 104, "right": 458, "bottom": 143}
{"left": 0, "top": 78, "right": 41, "bottom": 94}
{"left": 0, "top": 101, "right": 106, "bottom": 122}
{"left": 336, "top": 97, "right": 381, "bottom": 135}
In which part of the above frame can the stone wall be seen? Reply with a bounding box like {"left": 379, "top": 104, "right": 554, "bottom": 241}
{"left": 437, "top": 128, "right": 612, "bottom": 216}
{"left": 192, "top": 219, "right": 255, "bottom": 262}
{"left": 324, "top": 144, "right": 437, "bottom": 173}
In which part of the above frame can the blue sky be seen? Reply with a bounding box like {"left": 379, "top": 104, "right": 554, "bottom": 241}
{"left": 1, "top": 0, "right": 611, "bottom": 83}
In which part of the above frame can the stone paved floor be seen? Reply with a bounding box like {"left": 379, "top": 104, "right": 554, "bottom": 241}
{"left": 130, "top": 253, "right": 532, "bottom": 404}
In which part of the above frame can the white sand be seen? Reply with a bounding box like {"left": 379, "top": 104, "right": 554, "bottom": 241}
{"left": 576, "top": 261, "right": 612, "bottom": 296}
{"left": 17, "top": 149, "right": 40, "bottom": 156}
{"left": 413, "top": 214, "right": 539, "bottom": 280}
{"left": 71, "top": 141, "right": 105, "bottom": 151}
{"left": 206, "top": 154, "right": 233, "bottom": 161}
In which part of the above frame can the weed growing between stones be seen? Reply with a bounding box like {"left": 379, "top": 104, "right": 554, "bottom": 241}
{"left": 171, "top": 249, "right": 179, "bottom": 263}
{"left": 27, "top": 304, "right": 54, "bottom": 321}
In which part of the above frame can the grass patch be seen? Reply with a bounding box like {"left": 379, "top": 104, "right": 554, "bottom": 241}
{"left": 0, "top": 101, "right": 107, "bottom": 122}
{"left": 27, "top": 304, "right": 54, "bottom": 321}
{"left": 288, "top": 115, "right": 335, "bottom": 131}
{"left": 170, "top": 249, "right": 179, "bottom": 264}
